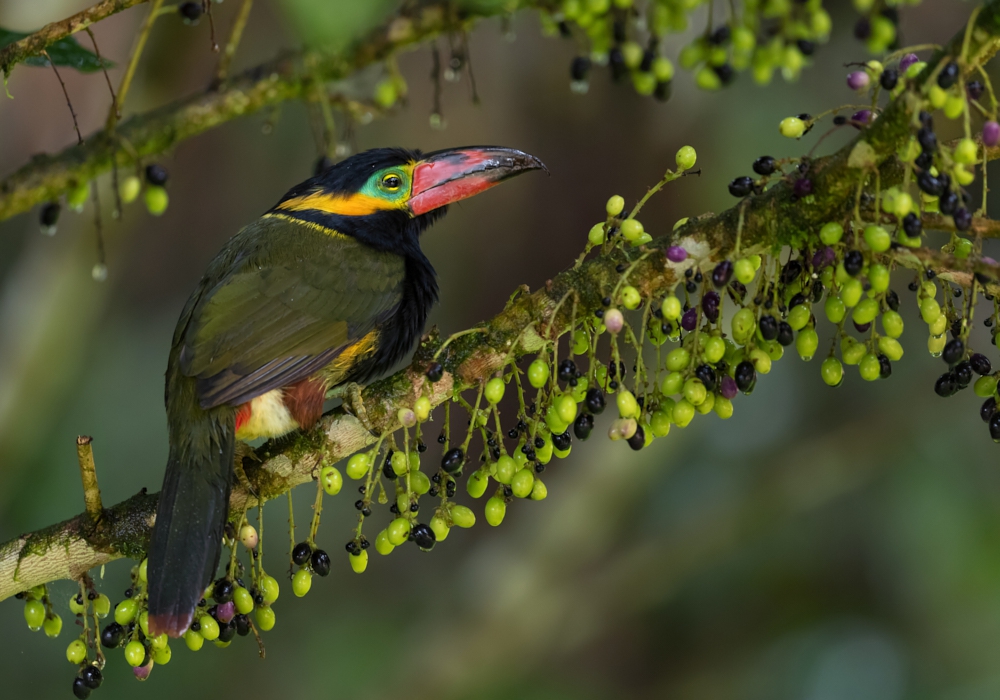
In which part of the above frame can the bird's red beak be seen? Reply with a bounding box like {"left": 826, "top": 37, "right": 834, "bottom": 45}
{"left": 408, "top": 146, "right": 546, "bottom": 216}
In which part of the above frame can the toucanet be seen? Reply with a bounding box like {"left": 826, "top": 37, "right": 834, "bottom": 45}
{"left": 147, "top": 146, "right": 545, "bottom": 636}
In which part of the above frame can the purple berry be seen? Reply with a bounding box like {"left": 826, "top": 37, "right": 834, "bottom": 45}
{"left": 847, "top": 71, "right": 870, "bottom": 90}
{"left": 712, "top": 260, "right": 734, "bottom": 288}
{"left": 666, "top": 246, "right": 688, "bottom": 263}
{"left": 899, "top": 53, "right": 919, "bottom": 72}
{"left": 702, "top": 291, "right": 720, "bottom": 322}
{"left": 983, "top": 120, "right": 1000, "bottom": 147}
{"left": 793, "top": 178, "right": 813, "bottom": 197}
{"left": 215, "top": 601, "right": 235, "bottom": 624}
{"left": 720, "top": 375, "right": 738, "bottom": 400}
{"left": 850, "top": 110, "right": 873, "bottom": 129}
{"left": 681, "top": 308, "right": 697, "bottom": 331}
{"left": 812, "top": 247, "right": 836, "bottom": 269}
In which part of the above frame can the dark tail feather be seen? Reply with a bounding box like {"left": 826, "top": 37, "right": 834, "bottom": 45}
{"left": 147, "top": 414, "right": 234, "bottom": 638}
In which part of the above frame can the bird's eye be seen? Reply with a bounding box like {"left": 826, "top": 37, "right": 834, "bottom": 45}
{"left": 381, "top": 174, "right": 402, "bottom": 190}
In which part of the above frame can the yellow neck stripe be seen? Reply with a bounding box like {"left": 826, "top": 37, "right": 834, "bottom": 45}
{"left": 262, "top": 212, "right": 349, "bottom": 239}
{"left": 277, "top": 191, "right": 396, "bottom": 217}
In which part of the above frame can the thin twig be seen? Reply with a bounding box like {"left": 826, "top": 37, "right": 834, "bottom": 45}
{"left": 43, "top": 51, "right": 83, "bottom": 145}
{"left": 216, "top": 0, "right": 253, "bottom": 82}
{"left": 106, "top": 0, "right": 166, "bottom": 131}
{"left": 76, "top": 436, "right": 103, "bottom": 520}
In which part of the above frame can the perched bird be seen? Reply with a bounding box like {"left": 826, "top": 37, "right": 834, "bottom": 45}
{"left": 147, "top": 146, "right": 545, "bottom": 637}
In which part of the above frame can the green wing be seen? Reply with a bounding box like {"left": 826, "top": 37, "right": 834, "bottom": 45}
{"left": 177, "top": 215, "right": 405, "bottom": 408}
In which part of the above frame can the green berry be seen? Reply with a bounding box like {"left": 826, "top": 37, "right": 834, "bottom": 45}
{"left": 349, "top": 550, "right": 368, "bottom": 573}
{"left": 606, "top": 195, "right": 625, "bottom": 217}
{"left": 124, "top": 640, "right": 146, "bottom": 666}
{"left": 796, "top": 328, "right": 819, "bottom": 361}
{"left": 672, "top": 399, "right": 695, "bottom": 427}
{"left": 734, "top": 258, "right": 756, "bottom": 284}
{"left": 67, "top": 182, "right": 90, "bottom": 212}
{"left": 390, "top": 450, "right": 408, "bottom": 476}
{"left": 24, "top": 600, "right": 45, "bottom": 630}
{"left": 588, "top": 223, "right": 606, "bottom": 245}
{"left": 675, "top": 145, "right": 696, "bottom": 171}
{"left": 93, "top": 594, "right": 110, "bottom": 618}
{"left": 553, "top": 393, "right": 576, "bottom": 424}
{"left": 414, "top": 396, "right": 431, "bottom": 422}
{"left": 660, "top": 371, "right": 684, "bottom": 396}
{"left": 953, "top": 138, "right": 977, "bottom": 165}
{"left": 974, "top": 375, "right": 998, "bottom": 397}
{"left": 119, "top": 175, "right": 141, "bottom": 204}
{"left": 346, "top": 453, "right": 369, "bottom": 480}
{"left": 859, "top": 353, "right": 881, "bottom": 381}
{"left": 819, "top": 222, "right": 843, "bottom": 245}
{"left": 696, "top": 66, "right": 721, "bottom": 90}
{"left": 511, "top": 468, "right": 535, "bottom": 498}
{"left": 616, "top": 389, "right": 639, "bottom": 418}
{"left": 467, "top": 468, "right": 490, "bottom": 497}
{"left": 44, "top": 613, "right": 62, "bottom": 638}
{"left": 531, "top": 479, "right": 548, "bottom": 501}
{"left": 661, "top": 295, "right": 682, "bottom": 320}
{"left": 821, "top": 357, "right": 843, "bottom": 386}
{"left": 841, "top": 279, "right": 863, "bottom": 308}
{"left": 824, "top": 295, "right": 846, "bottom": 323}
{"left": 867, "top": 264, "right": 890, "bottom": 293}
{"left": 450, "top": 504, "right": 475, "bottom": 528}
{"left": 387, "top": 518, "right": 411, "bottom": 546}
{"left": 114, "top": 599, "right": 137, "bottom": 625}
{"left": 780, "top": 116, "right": 806, "bottom": 138}
{"left": 411, "top": 469, "right": 431, "bottom": 495}
{"left": 233, "top": 586, "right": 254, "bottom": 614}
{"left": 144, "top": 185, "right": 168, "bottom": 216}
{"left": 842, "top": 337, "right": 867, "bottom": 365}
{"left": 199, "top": 615, "right": 220, "bottom": 641}
{"left": 69, "top": 595, "right": 85, "bottom": 615}
{"left": 703, "top": 336, "right": 726, "bottom": 363}
{"left": 528, "top": 359, "right": 550, "bottom": 388}
{"left": 255, "top": 606, "right": 276, "bottom": 631}
{"left": 375, "top": 529, "right": 395, "bottom": 555}
{"left": 788, "top": 304, "right": 811, "bottom": 331}
{"left": 321, "top": 465, "right": 342, "bottom": 495}
{"left": 153, "top": 644, "right": 172, "bottom": 665}
{"left": 878, "top": 336, "right": 904, "bottom": 361}
{"left": 954, "top": 237, "right": 973, "bottom": 259}
{"left": 261, "top": 575, "right": 280, "bottom": 604}
{"left": 864, "top": 225, "right": 890, "bottom": 252}
{"left": 920, "top": 298, "right": 942, "bottom": 324}
{"left": 683, "top": 378, "right": 707, "bottom": 406}
{"left": 374, "top": 79, "right": 398, "bottom": 108}
{"left": 852, "top": 298, "right": 879, "bottom": 325}
{"left": 749, "top": 348, "right": 771, "bottom": 374}
{"left": 495, "top": 455, "right": 517, "bottom": 484}
{"left": 139, "top": 611, "right": 149, "bottom": 637}
{"left": 881, "top": 310, "right": 904, "bottom": 338}
{"left": 732, "top": 307, "right": 757, "bottom": 341}
{"left": 714, "top": 396, "right": 734, "bottom": 419}
{"left": 66, "top": 639, "right": 87, "bottom": 664}
{"left": 429, "top": 516, "right": 450, "bottom": 542}
{"left": 620, "top": 218, "right": 644, "bottom": 242}
{"left": 621, "top": 285, "right": 641, "bottom": 310}
{"left": 485, "top": 496, "right": 507, "bottom": 526}
{"left": 292, "top": 569, "right": 312, "bottom": 597}
{"left": 184, "top": 630, "right": 205, "bottom": 650}
{"left": 650, "top": 410, "right": 671, "bottom": 437}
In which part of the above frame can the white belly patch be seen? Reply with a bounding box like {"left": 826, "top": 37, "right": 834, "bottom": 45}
{"left": 235, "top": 389, "right": 300, "bottom": 441}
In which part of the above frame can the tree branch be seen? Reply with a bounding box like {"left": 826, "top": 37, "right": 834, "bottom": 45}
{"left": 0, "top": 0, "right": 148, "bottom": 77}
{"left": 3, "top": 0, "right": 1000, "bottom": 603}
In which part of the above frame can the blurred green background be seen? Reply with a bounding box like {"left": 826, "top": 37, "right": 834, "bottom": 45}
{"left": 1, "top": 0, "right": 999, "bottom": 698}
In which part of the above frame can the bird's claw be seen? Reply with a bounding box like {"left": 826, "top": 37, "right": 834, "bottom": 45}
{"left": 332, "top": 382, "right": 375, "bottom": 435}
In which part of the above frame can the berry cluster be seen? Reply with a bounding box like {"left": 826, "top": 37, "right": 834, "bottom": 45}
{"left": 540, "top": 0, "right": 833, "bottom": 97}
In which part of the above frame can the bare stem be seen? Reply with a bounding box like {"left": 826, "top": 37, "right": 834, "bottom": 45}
{"left": 75, "top": 436, "right": 103, "bottom": 520}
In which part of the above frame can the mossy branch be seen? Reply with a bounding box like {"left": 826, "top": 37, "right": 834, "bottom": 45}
{"left": 3, "top": 0, "right": 1000, "bottom": 603}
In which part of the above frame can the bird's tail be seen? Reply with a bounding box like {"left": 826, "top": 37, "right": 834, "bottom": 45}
{"left": 147, "top": 403, "right": 234, "bottom": 638}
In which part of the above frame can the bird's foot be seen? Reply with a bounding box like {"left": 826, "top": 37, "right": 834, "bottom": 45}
{"left": 331, "top": 382, "right": 375, "bottom": 434}
{"left": 232, "top": 443, "right": 260, "bottom": 498}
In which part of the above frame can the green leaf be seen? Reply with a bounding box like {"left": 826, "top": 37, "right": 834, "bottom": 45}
{"left": 0, "top": 27, "right": 113, "bottom": 73}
